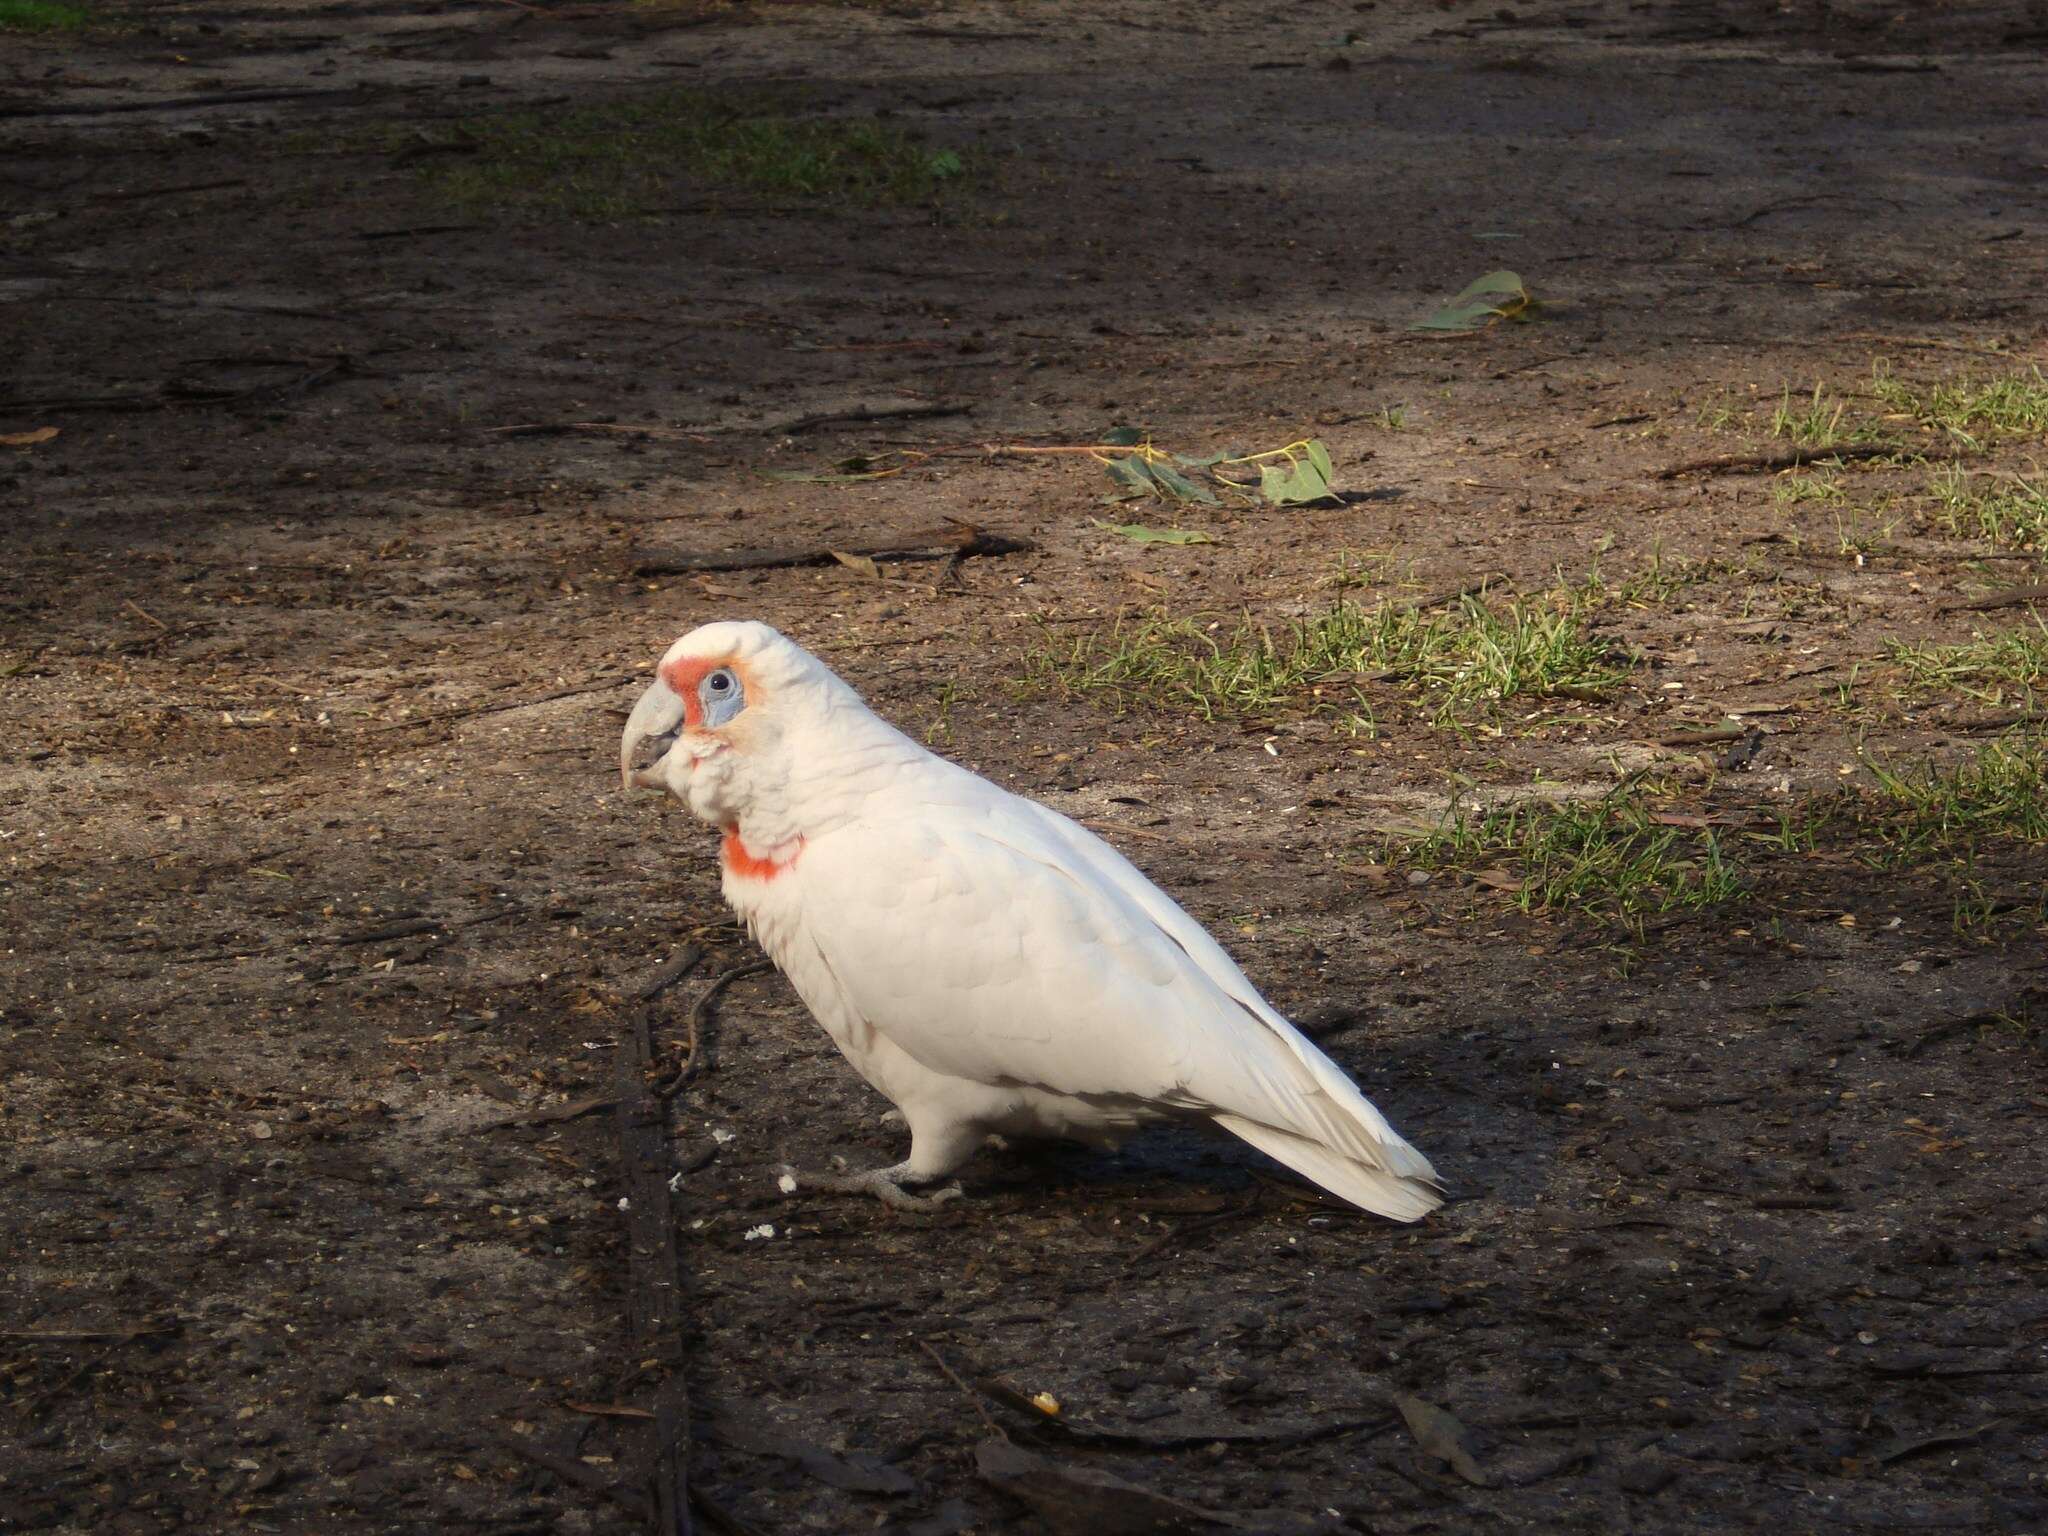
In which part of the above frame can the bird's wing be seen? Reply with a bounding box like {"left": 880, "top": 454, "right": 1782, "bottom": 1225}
{"left": 797, "top": 790, "right": 1438, "bottom": 1197}
{"left": 993, "top": 792, "right": 1437, "bottom": 1185}
{"left": 797, "top": 811, "right": 1208, "bottom": 1104}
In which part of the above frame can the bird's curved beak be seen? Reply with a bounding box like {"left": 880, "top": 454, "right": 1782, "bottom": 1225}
{"left": 620, "top": 680, "right": 685, "bottom": 793}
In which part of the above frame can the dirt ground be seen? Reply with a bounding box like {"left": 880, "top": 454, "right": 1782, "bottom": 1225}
{"left": 5, "top": 0, "right": 2047, "bottom": 1531}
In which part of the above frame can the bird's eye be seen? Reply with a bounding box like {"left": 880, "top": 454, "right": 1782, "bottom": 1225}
{"left": 697, "top": 667, "right": 746, "bottom": 728}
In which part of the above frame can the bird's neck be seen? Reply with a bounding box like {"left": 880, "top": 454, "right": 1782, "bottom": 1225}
{"left": 721, "top": 823, "right": 805, "bottom": 882}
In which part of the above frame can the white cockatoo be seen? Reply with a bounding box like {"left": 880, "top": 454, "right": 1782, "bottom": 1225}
{"left": 619, "top": 621, "right": 1442, "bottom": 1221}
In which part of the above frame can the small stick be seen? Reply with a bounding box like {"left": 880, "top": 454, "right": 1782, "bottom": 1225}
{"left": 2, "top": 1321, "right": 179, "bottom": 1342}
{"left": 769, "top": 402, "right": 968, "bottom": 436}
{"left": 498, "top": 1432, "right": 650, "bottom": 1514}
{"left": 489, "top": 1094, "right": 616, "bottom": 1130}
{"left": 122, "top": 599, "right": 169, "bottom": 629}
{"left": 1654, "top": 444, "right": 1899, "bottom": 479}
{"left": 483, "top": 421, "right": 710, "bottom": 439}
{"left": 356, "top": 223, "right": 486, "bottom": 242}
{"left": 914, "top": 1339, "right": 1010, "bottom": 1442}
{"left": 93, "top": 179, "right": 248, "bottom": 204}
{"left": 1123, "top": 1197, "right": 1258, "bottom": 1268}
{"left": 1948, "top": 712, "right": 2040, "bottom": 733}
{"left": 955, "top": 442, "right": 1168, "bottom": 456}
{"left": 565, "top": 1401, "right": 656, "bottom": 1419}
{"left": 632, "top": 946, "right": 705, "bottom": 1003}
{"left": 633, "top": 530, "right": 1034, "bottom": 578}
{"left": 0, "top": 86, "right": 379, "bottom": 120}
{"left": 1942, "top": 582, "right": 2048, "bottom": 614}
{"left": 1393, "top": 572, "right": 1510, "bottom": 613}
{"left": 364, "top": 674, "right": 635, "bottom": 733}
{"left": 1652, "top": 723, "right": 1752, "bottom": 747}
{"left": 1834, "top": 332, "right": 2019, "bottom": 355}
{"left": 612, "top": 1009, "right": 694, "bottom": 1536}
{"left": 336, "top": 906, "right": 517, "bottom": 945}
{"left": 656, "top": 961, "right": 772, "bottom": 1099}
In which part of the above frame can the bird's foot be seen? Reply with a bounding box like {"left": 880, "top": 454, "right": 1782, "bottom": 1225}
{"left": 774, "top": 1161, "right": 964, "bottom": 1213}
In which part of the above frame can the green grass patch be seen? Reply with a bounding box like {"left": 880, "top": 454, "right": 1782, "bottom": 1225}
{"left": 408, "top": 89, "right": 969, "bottom": 219}
{"left": 1374, "top": 742, "right": 2046, "bottom": 941}
{"left": 1858, "top": 739, "right": 2048, "bottom": 862}
{"left": 1830, "top": 506, "right": 1904, "bottom": 557}
{"left": 1886, "top": 614, "right": 2048, "bottom": 704}
{"left": 1771, "top": 469, "right": 1846, "bottom": 507}
{"left": 1926, "top": 465, "right": 2048, "bottom": 550}
{"left": 1021, "top": 592, "right": 1629, "bottom": 730}
{"left": 1600, "top": 551, "right": 1729, "bottom": 608}
{"left": 1695, "top": 395, "right": 1745, "bottom": 434}
{"left": 1821, "top": 740, "right": 2048, "bottom": 932}
{"left": 1768, "top": 384, "right": 1863, "bottom": 449}
{"left": 1388, "top": 793, "right": 1743, "bottom": 933}
{"left": 0, "top": 0, "right": 91, "bottom": 29}
{"left": 1872, "top": 362, "right": 2048, "bottom": 449}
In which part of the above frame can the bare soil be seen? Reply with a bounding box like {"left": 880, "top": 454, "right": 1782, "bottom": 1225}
{"left": 5, "top": 1, "right": 2047, "bottom": 1532}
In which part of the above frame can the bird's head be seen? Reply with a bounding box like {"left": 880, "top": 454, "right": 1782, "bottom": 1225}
{"left": 619, "top": 620, "right": 843, "bottom": 829}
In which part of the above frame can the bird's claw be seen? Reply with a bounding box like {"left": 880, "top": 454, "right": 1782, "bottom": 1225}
{"left": 774, "top": 1162, "right": 964, "bottom": 1213}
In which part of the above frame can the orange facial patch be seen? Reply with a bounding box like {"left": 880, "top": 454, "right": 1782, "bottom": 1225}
{"left": 721, "top": 825, "right": 804, "bottom": 883}
{"left": 659, "top": 653, "right": 751, "bottom": 729}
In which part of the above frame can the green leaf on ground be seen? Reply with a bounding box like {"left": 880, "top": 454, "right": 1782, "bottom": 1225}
{"left": 1414, "top": 269, "right": 1532, "bottom": 332}
{"left": 1091, "top": 519, "right": 1218, "bottom": 545}
{"left": 1172, "top": 448, "right": 1242, "bottom": 469}
{"left": 1101, "top": 453, "right": 1218, "bottom": 505}
{"left": 1257, "top": 439, "right": 1338, "bottom": 504}
{"left": 1147, "top": 460, "right": 1219, "bottom": 504}
{"left": 1103, "top": 455, "right": 1158, "bottom": 498}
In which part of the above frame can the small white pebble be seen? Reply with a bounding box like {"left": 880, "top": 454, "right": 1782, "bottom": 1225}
{"left": 777, "top": 1173, "right": 799, "bottom": 1195}
{"left": 711, "top": 1127, "right": 736, "bottom": 1145}
{"left": 744, "top": 1224, "right": 776, "bottom": 1242}
{"left": 617, "top": 1197, "right": 630, "bottom": 1212}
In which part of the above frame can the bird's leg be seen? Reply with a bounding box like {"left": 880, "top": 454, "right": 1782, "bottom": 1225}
{"left": 774, "top": 1159, "right": 963, "bottom": 1212}
{"left": 776, "top": 1116, "right": 980, "bottom": 1212}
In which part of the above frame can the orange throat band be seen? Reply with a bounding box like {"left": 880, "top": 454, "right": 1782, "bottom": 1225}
{"left": 721, "top": 826, "right": 803, "bottom": 883}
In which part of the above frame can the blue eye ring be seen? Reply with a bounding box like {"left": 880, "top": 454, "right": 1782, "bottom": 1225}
{"left": 698, "top": 668, "right": 746, "bottom": 728}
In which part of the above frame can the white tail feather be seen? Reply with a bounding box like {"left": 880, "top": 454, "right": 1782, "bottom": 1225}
{"left": 1213, "top": 1114, "right": 1445, "bottom": 1222}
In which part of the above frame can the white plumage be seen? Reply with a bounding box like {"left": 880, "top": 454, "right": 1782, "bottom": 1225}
{"left": 620, "top": 620, "right": 1441, "bottom": 1221}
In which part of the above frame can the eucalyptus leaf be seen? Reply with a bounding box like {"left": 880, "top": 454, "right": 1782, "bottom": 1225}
{"left": 1101, "top": 453, "right": 1217, "bottom": 505}
{"left": 1092, "top": 519, "right": 1218, "bottom": 545}
{"left": 1100, "top": 425, "right": 1146, "bottom": 446}
{"left": 1414, "top": 269, "right": 1532, "bottom": 332}
{"left": 1103, "top": 454, "right": 1159, "bottom": 499}
{"left": 1392, "top": 1394, "right": 1491, "bottom": 1487}
{"left": 827, "top": 549, "right": 883, "bottom": 579}
{"left": 1147, "top": 460, "right": 1219, "bottom": 505}
{"left": 1258, "top": 454, "right": 1336, "bottom": 506}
